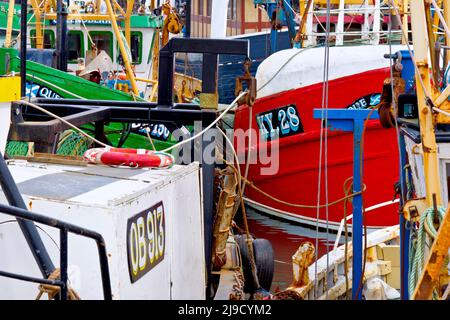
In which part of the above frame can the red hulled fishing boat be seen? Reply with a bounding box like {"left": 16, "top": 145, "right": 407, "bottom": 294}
{"left": 234, "top": 44, "right": 407, "bottom": 229}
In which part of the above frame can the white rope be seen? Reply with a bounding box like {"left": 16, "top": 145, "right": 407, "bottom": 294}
{"left": 430, "top": 0, "right": 450, "bottom": 41}
{"left": 17, "top": 100, "right": 110, "bottom": 148}
{"left": 387, "top": 7, "right": 406, "bottom": 207}
{"left": 333, "top": 199, "right": 400, "bottom": 250}
{"left": 314, "top": 0, "right": 332, "bottom": 300}
{"left": 160, "top": 91, "right": 247, "bottom": 153}
{"left": 432, "top": 106, "right": 450, "bottom": 117}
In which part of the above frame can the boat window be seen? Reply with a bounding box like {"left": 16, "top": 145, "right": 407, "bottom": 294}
{"left": 68, "top": 31, "right": 84, "bottom": 63}
{"left": 30, "top": 30, "right": 55, "bottom": 49}
{"left": 88, "top": 31, "right": 113, "bottom": 58}
{"left": 130, "top": 31, "right": 142, "bottom": 64}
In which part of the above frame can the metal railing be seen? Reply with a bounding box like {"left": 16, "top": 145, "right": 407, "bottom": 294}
{"left": 0, "top": 202, "right": 112, "bottom": 300}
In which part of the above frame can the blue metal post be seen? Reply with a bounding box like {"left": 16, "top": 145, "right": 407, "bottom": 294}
{"left": 352, "top": 119, "right": 364, "bottom": 300}
{"left": 270, "top": 29, "right": 278, "bottom": 54}
{"left": 399, "top": 133, "right": 410, "bottom": 299}
{"left": 313, "top": 109, "right": 380, "bottom": 300}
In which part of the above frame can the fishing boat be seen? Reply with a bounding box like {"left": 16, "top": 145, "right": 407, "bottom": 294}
{"left": 273, "top": 0, "right": 450, "bottom": 300}
{"left": 0, "top": 0, "right": 202, "bottom": 154}
{"left": 0, "top": 36, "right": 277, "bottom": 300}
{"left": 232, "top": 0, "right": 412, "bottom": 229}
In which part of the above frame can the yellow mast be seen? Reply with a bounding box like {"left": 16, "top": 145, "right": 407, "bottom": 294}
{"left": 406, "top": 0, "right": 450, "bottom": 300}
{"left": 4, "top": 0, "right": 16, "bottom": 48}
{"left": 30, "top": 0, "right": 44, "bottom": 49}
{"left": 125, "top": 0, "right": 135, "bottom": 46}
{"left": 445, "top": 0, "right": 450, "bottom": 66}
{"left": 409, "top": 0, "right": 442, "bottom": 208}
{"left": 103, "top": 0, "right": 139, "bottom": 95}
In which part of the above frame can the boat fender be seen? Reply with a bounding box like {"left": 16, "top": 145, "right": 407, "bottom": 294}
{"left": 235, "top": 235, "right": 275, "bottom": 294}
{"left": 83, "top": 147, "right": 174, "bottom": 168}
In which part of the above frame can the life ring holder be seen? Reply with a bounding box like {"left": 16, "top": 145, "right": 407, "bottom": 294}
{"left": 83, "top": 147, "right": 175, "bottom": 169}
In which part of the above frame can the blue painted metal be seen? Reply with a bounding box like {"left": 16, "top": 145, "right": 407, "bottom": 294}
{"left": 398, "top": 133, "right": 410, "bottom": 300}
{"left": 254, "top": 0, "right": 298, "bottom": 53}
{"left": 399, "top": 50, "right": 415, "bottom": 94}
{"left": 397, "top": 48, "right": 413, "bottom": 300}
{"left": 313, "top": 108, "right": 380, "bottom": 300}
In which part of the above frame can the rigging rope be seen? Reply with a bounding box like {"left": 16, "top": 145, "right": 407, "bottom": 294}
{"left": 408, "top": 206, "right": 445, "bottom": 299}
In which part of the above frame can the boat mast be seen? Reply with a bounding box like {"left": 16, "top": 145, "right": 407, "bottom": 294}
{"left": 104, "top": 0, "right": 139, "bottom": 95}
{"left": 30, "top": 0, "right": 44, "bottom": 49}
{"left": 210, "top": 0, "right": 229, "bottom": 38}
{"left": 4, "top": 0, "right": 16, "bottom": 48}
{"left": 56, "top": 0, "right": 69, "bottom": 71}
{"left": 185, "top": 0, "right": 191, "bottom": 38}
{"left": 20, "top": 0, "right": 27, "bottom": 96}
{"left": 409, "top": 0, "right": 441, "bottom": 208}
{"left": 407, "top": 0, "right": 450, "bottom": 299}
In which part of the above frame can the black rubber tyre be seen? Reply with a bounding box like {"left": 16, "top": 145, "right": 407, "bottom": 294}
{"left": 252, "top": 238, "right": 274, "bottom": 291}
{"left": 235, "top": 235, "right": 274, "bottom": 293}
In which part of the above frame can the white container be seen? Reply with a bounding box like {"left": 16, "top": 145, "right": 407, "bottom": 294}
{"left": 0, "top": 102, "right": 10, "bottom": 156}
{"left": 0, "top": 161, "right": 205, "bottom": 300}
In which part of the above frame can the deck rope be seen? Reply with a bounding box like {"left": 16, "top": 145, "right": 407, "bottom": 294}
{"left": 408, "top": 206, "right": 445, "bottom": 299}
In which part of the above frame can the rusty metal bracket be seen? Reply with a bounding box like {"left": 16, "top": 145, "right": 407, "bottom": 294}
{"left": 235, "top": 58, "right": 257, "bottom": 107}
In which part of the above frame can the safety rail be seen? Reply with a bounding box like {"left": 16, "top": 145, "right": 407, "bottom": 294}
{"left": 0, "top": 202, "right": 112, "bottom": 300}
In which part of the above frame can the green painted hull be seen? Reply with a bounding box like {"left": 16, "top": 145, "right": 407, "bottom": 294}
{"left": 0, "top": 48, "right": 179, "bottom": 152}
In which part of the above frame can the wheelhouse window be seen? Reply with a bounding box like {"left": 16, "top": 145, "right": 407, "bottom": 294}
{"left": 30, "top": 29, "right": 55, "bottom": 49}
{"left": 68, "top": 31, "right": 84, "bottom": 62}
{"left": 130, "top": 31, "right": 142, "bottom": 64}
{"left": 88, "top": 31, "right": 113, "bottom": 58}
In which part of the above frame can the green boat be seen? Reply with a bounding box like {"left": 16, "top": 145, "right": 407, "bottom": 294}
{"left": 0, "top": 0, "right": 198, "bottom": 156}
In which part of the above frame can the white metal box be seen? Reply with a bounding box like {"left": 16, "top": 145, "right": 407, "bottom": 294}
{"left": 0, "top": 160, "right": 205, "bottom": 300}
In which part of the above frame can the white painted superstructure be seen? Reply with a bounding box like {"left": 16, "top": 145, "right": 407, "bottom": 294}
{"left": 0, "top": 161, "right": 205, "bottom": 300}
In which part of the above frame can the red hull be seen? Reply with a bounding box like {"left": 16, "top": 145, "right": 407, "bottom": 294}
{"left": 234, "top": 68, "right": 399, "bottom": 229}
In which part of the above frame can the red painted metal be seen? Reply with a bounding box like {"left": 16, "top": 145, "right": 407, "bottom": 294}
{"left": 234, "top": 67, "right": 399, "bottom": 228}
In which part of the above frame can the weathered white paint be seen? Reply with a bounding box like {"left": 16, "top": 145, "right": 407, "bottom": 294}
{"left": 0, "top": 102, "right": 10, "bottom": 155}
{"left": 405, "top": 136, "right": 450, "bottom": 209}
{"left": 255, "top": 44, "right": 408, "bottom": 99}
{"left": 0, "top": 161, "right": 205, "bottom": 300}
{"left": 211, "top": 0, "right": 230, "bottom": 38}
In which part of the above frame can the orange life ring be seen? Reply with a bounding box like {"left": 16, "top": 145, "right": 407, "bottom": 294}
{"left": 83, "top": 147, "right": 174, "bottom": 168}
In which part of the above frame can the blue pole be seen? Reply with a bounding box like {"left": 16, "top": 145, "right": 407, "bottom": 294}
{"left": 312, "top": 109, "right": 379, "bottom": 300}
{"left": 352, "top": 119, "right": 364, "bottom": 300}
{"left": 399, "top": 133, "right": 410, "bottom": 299}
{"left": 270, "top": 28, "right": 278, "bottom": 54}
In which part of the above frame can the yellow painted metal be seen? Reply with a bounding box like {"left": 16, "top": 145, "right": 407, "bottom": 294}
{"left": 4, "top": 0, "right": 15, "bottom": 48}
{"left": 402, "top": 0, "right": 409, "bottom": 44}
{"left": 125, "top": 0, "right": 135, "bottom": 46}
{"left": 432, "top": 0, "right": 442, "bottom": 42}
{"left": 434, "top": 85, "right": 450, "bottom": 107}
{"left": 295, "top": 0, "right": 313, "bottom": 46}
{"left": 0, "top": 77, "right": 21, "bottom": 102}
{"left": 135, "top": 77, "right": 157, "bottom": 84}
{"left": 413, "top": 206, "right": 450, "bottom": 299}
{"left": 445, "top": 0, "right": 450, "bottom": 66}
{"left": 199, "top": 93, "right": 219, "bottom": 109}
{"left": 152, "top": 31, "right": 160, "bottom": 82}
{"left": 43, "top": 13, "right": 124, "bottom": 21}
{"left": 103, "top": 0, "right": 139, "bottom": 95}
{"left": 30, "top": 0, "right": 44, "bottom": 49}
{"left": 112, "top": 0, "right": 126, "bottom": 16}
{"left": 410, "top": 0, "right": 442, "bottom": 207}
{"left": 95, "top": 0, "right": 102, "bottom": 14}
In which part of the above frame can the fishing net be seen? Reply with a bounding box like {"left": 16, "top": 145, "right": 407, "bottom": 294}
{"left": 5, "top": 130, "right": 93, "bottom": 158}
{"left": 56, "top": 130, "right": 94, "bottom": 156}
{"left": 5, "top": 141, "right": 33, "bottom": 157}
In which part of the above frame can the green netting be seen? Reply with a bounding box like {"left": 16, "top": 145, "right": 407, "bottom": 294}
{"left": 56, "top": 130, "right": 94, "bottom": 156}
{"left": 5, "top": 141, "right": 31, "bottom": 157}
